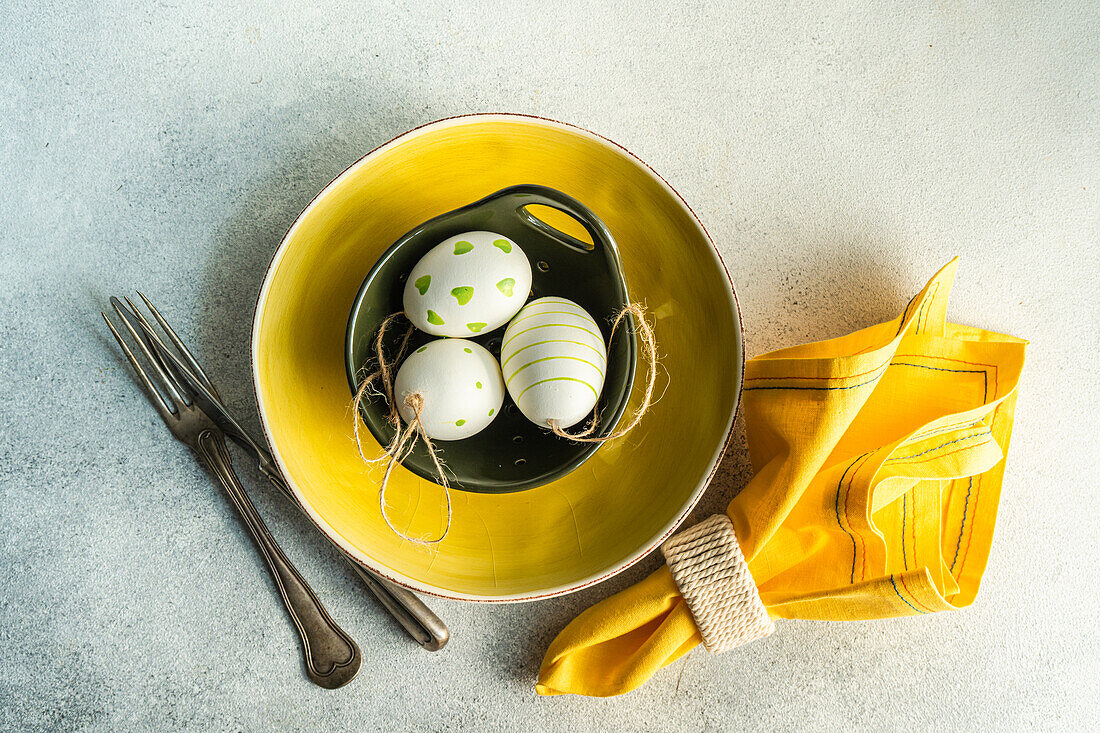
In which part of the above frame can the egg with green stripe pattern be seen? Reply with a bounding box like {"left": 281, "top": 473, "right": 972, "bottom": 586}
{"left": 402, "top": 231, "right": 532, "bottom": 337}
{"left": 500, "top": 296, "right": 607, "bottom": 429}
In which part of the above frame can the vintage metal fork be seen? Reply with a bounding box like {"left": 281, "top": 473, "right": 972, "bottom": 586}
{"left": 104, "top": 298, "right": 362, "bottom": 689}
{"left": 114, "top": 293, "right": 450, "bottom": 652}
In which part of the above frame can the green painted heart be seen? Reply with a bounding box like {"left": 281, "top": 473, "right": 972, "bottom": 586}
{"left": 451, "top": 286, "right": 474, "bottom": 305}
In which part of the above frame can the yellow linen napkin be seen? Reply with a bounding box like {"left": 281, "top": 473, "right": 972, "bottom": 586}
{"left": 537, "top": 259, "right": 1026, "bottom": 697}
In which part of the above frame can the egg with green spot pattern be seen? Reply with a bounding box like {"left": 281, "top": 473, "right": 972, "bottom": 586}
{"left": 403, "top": 231, "right": 531, "bottom": 337}
{"left": 500, "top": 297, "right": 607, "bottom": 429}
{"left": 393, "top": 338, "right": 505, "bottom": 440}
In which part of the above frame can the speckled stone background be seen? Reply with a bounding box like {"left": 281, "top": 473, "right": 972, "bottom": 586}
{"left": 1, "top": 1, "right": 1097, "bottom": 730}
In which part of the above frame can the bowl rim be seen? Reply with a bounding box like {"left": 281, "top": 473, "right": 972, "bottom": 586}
{"left": 250, "top": 113, "right": 745, "bottom": 602}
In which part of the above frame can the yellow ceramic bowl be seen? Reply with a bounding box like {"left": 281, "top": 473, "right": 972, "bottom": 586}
{"left": 252, "top": 115, "right": 743, "bottom": 601}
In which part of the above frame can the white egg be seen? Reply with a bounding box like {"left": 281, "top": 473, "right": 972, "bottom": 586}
{"left": 394, "top": 339, "right": 505, "bottom": 441}
{"left": 402, "top": 231, "right": 532, "bottom": 337}
{"left": 499, "top": 297, "right": 607, "bottom": 429}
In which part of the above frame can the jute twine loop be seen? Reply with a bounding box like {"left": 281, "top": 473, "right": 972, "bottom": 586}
{"left": 548, "top": 303, "right": 658, "bottom": 442}
{"left": 375, "top": 391, "right": 452, "bottom": 546}
{"left": 661, "top": 514, "right": 774, "bottom": 653}
{"left": 352, "top": 312, "right": 413, "bottom": 459}
{"left": 351, "top": 312, "right": 452, "bottom": 546}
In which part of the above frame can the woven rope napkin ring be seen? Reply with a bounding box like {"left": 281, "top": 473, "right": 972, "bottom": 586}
{"left": 661, "top": 514, "right": 775, "bottom": 653}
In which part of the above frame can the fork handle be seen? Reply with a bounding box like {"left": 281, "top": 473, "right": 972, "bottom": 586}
{"left": 195, "top": 430, "right": 361, "bottom": 689}
{"left": 344, "top": 558, "right": 450, "bottom": 651}
{"left": 263, "top": 473, "right": 450, "bottom": 651}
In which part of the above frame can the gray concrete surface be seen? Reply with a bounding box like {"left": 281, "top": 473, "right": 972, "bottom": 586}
{"left": 1, "top": 1, "right": 1097, "bottom": 730}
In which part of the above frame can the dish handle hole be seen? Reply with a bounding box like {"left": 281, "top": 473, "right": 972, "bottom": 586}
{"left": 522, "top": 204, "right": 594, "bottom": 249}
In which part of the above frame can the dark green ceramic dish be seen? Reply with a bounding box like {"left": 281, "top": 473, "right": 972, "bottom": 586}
{"left": 345, "top": 184, "right": 636, "bottom": 494}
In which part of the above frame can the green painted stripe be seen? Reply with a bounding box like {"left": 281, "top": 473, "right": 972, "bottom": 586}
{"left": 506, "top": 310, "right": 596, "bottom": 329}
{"left": 500, "top": 339, "right": 607, "bottom": 371}
{"left": 515, "top": 376, "right": 599, "bottom": 402}
{"left": 502, "top": 322, "right": 602, "bottom": 351}
{"left": 524, "top": 300, "right": 589, "bottom": 318}
{"left": 505, "top": 355, "right": 605, "bottom": 387}
{"left": 533, "top": 297, "right": 587, "bottom": 312}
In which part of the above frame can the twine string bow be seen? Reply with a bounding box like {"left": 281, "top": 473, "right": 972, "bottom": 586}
{"left": 548, "top": 303, "right": 658, "bottom": 442}
{"left": 352, "top": 313, "right": 452, "bottom": 545}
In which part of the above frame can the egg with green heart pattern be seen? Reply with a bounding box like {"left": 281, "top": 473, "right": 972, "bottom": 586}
{"left": 402, "top": 231, "right": 532, "bottom": 337}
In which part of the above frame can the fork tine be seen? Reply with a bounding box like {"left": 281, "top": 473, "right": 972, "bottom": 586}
{"left": 139, "top": 319, "right": 226, "bottom": 410}
{"left": 110, "top": 297, "right": 187, "bottom": 410}
{"left": 136, "top": 291, "right": 222, "bottom": 401}
{"left": 121, "top": 296, "right": 189, "bottom": 399}
{"left": 103, "top": 312, "right": 174, "bottom": 421}
{"left": 116, "top": 296, "right": 190, "bottom": 408}
{"left": 123, "top": 296, "right": 209, "bottom": 409}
